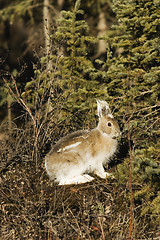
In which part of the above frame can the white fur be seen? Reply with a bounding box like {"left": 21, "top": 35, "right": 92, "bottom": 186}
{"left": 57, "top": 142, "right": 82, "bottom": 152}
{"left": 108, "top": 113, "right": 114, "bottom": 118}
{"left": 81, "top": 135, "right": 89, "bottom": 139}
{"left": 59, "top": 174, "right": 94, "bottom": 185}
{"left": 97, "top": 99, "right": 113, "bottom": 118}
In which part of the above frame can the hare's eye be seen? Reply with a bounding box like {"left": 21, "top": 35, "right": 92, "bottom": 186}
{"left": 107, "top": 122, "right": 112, "bottom": 127}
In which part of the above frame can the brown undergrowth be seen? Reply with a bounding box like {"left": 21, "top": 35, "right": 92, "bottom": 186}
{"left": 0, "top": 127, "right": 159, "bottom": 240}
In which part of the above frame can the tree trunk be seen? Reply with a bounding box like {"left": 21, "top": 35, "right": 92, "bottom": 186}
{"left": 96, "top": 11, "right": 108, "bottom": 58}
{"left": 43, "top": 0, "right": 52, "bottom": 70}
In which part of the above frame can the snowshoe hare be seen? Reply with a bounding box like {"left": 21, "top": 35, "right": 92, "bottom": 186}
{"left": 45, "top": 100, "right": 121, "bottom": 185}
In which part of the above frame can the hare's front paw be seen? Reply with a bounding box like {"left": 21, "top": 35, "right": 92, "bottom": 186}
{"left": 58, "top": 174, "right": 94, "bottom": 185}
{"left": 94, "top": 164, "right": 114, "bottom": 179}
{"left": 94, "top": 169, "right": 107, "bottom": 178}
{"left": 94, "top": 170, "right": 114, "bottom": 179}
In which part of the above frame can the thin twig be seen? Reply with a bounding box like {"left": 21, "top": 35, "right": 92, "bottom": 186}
{"left": 98, "top": 216, "right": 105, "bottom": 240}
{"left": 126, "top": 72, "right": 134, "bottom": 240}
{"left": 3, "top": 77, "right": 37, "bottom": 133}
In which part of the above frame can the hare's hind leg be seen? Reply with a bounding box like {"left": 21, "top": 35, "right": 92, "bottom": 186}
{"left": 59, "top": 174, "right": 94, "bottom": 185}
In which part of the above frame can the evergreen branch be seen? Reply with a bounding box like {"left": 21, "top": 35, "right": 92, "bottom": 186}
{"left": 26, "top": 3, "right": 61, "bottom": 17}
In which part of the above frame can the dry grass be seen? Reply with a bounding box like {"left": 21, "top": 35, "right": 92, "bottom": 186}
{"left": 0, "top": 124, "right": 159, "bottom": 240}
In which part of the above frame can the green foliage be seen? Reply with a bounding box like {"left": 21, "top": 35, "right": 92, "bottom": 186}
{"left": 132, "top": 147, "right": 160, "bottom": 220}
{"left": 0, "top": 0, "right": 35, "bottom": 23}
{"left": 24, "top": 0, "right": 108, "bottom": 129}
{"left": 52, "top": 0, "right": 107, "bottom": 121}
{"left": 107, "top": 0, "right": 160, "bottom": 224}
{"left": 0, "top": 83, "right": 8, "bottom": 106}
{"left": 105, "top": 0, "right": 160, "bottom": 146}
{"left": 134, "top": 148, "right": 160, "bottom": 182}
{"left": 0, "top": 70, "right": 18, "bottom": 107}
{"left": 116, "top": 148, "right": 160, "bottom": 222}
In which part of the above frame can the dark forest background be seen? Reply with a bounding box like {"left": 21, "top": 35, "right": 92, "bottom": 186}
{"left": 0, "top": 0, "right": 159, "bottom": 239}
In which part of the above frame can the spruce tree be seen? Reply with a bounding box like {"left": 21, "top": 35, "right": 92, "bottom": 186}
{"left": 24, "top": 0, "right": 108, "bottom": 130}
{"left": 106, "top": 0, "right": 160, "bottom": 221}
{"left": 106, "top": 0, "right": 160, "bottom": 149}
{"left": 51, "top": 0, "right": 107, "bottom": 128}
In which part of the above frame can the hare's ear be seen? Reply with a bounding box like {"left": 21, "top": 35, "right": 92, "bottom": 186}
{"left": 97, "top": 100, "right": 113, "bottom": 118}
